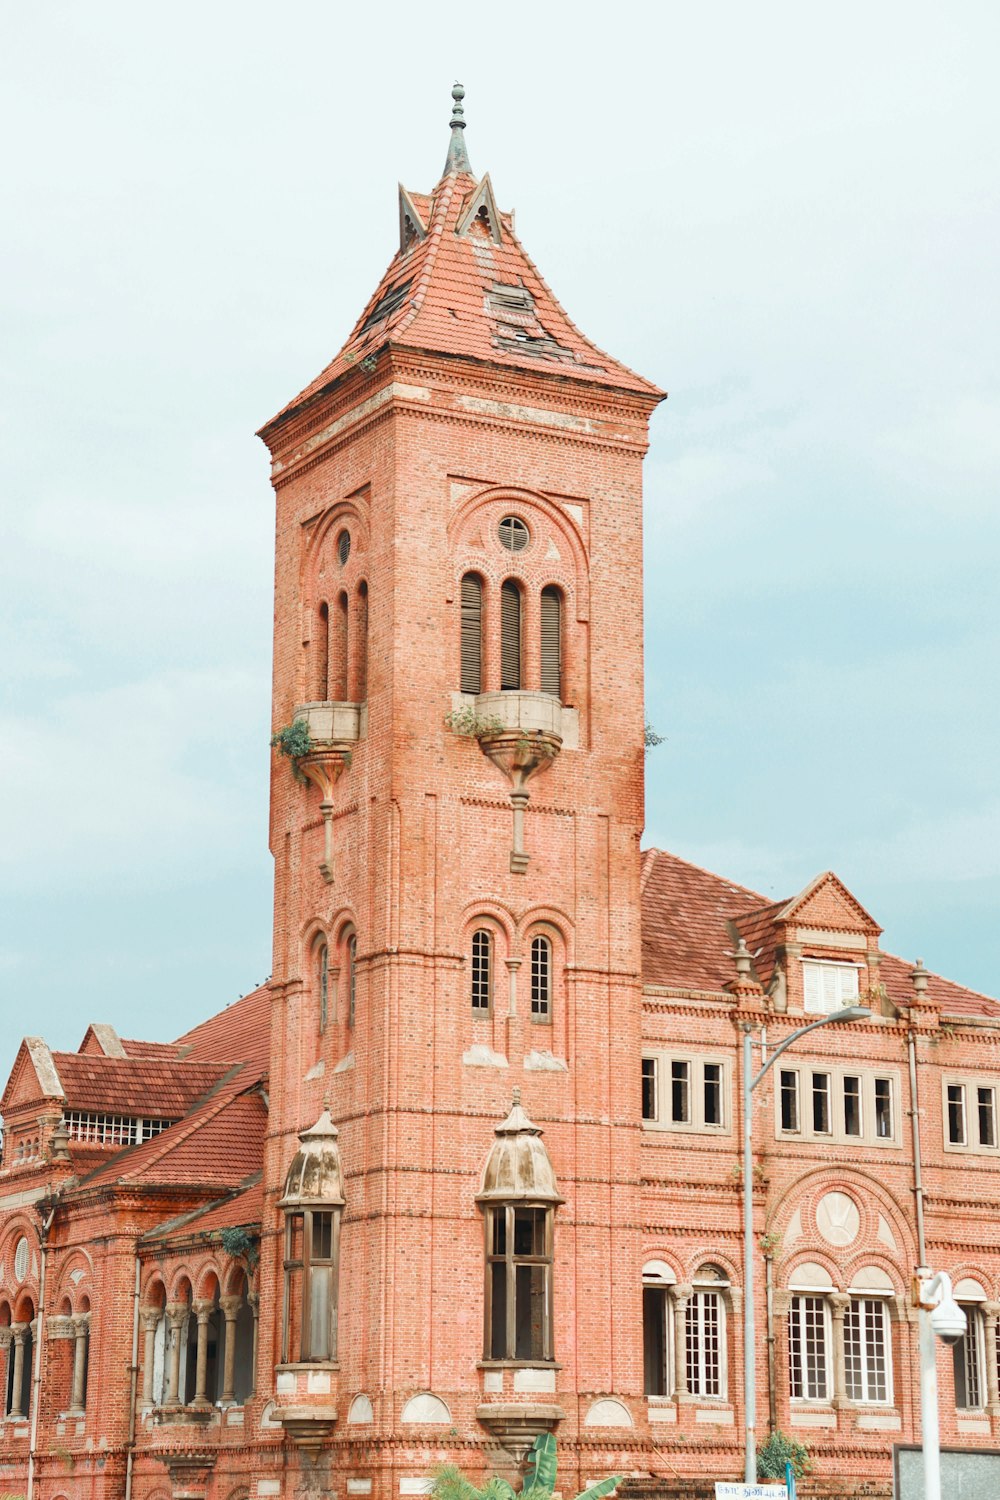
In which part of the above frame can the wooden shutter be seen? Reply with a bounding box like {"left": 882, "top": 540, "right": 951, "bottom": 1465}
{"left": 540, "top": 587, "right": 561, "bottom": 697}
{"left": 500, "top": 581, "right": 521, "bottom": 690}
{"left": 460, "top": 574, "right": 482, "bottom": 694}
{"left": 334, "top": 593, "right": 349, "bottom": 701}
{"left": 357, "top": 584, "right": 368, "bottom": 702}
{"left": 316, "top": 603, "right": 330, "bottom": 699}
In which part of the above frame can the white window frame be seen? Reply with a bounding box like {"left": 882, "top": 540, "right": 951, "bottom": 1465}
{"left": 943, "top": 1076, "right": 1000, "bottom": 1155}
{"left": 802, "top": 959, "right": 861, "bottom": 1015}
{"left": 641, "top": 1275, "right": 675, "bottom": 1398}
{"left": 954, "top": 1304, "right": 987, "bottom": 1411}
{"left": 640, "top": 1051, "right": 731, "bottom": 1135}
{"left": 775, "top": 1066, "right": 900, "bottom": 1147}
{"left": 788, "top": 1294, "right": 832, "bottom": 1403}
{"left": 686, "top": 1284, "right": 727, "bottom": 1399}
{"left": 843, "top": 1296, "right": 893, "bottom": 1405}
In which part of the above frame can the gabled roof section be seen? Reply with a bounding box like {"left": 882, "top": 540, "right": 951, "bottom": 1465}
{"left": 174, "top": 984, "right": 271, "bottom": 1075}
{"left": 79, "top": 1023, "right": 126, "bottom": 1058}
{"left": 49, "top": 1053, "right": 230, "bottom": 1116}
{"left": 778, "top": 871, "right": 882, "bottom": 937}
{"left": 0, "top": 1038, "right": 64, "bottom": 1114}
{"left": 142, "top": 1174, "right": 263, "bottom": 1247}
{"left": 261, "top": 91, "right": 663, "bottom": 437}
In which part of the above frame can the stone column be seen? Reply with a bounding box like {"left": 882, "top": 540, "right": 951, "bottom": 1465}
{"left": 248, "top": 1291, "right": 259, "bottom": 1396}
{"left": 219, "top": 1295, "right": 242, "bottom": 1405}
{"left": 9, "top": 1324, "right": 28, "bottom": 1419}
{"left": 670, "top": 1283, "right": 694, "bottom": 1401}
{"left": 983, "top": 1302, "right": 1000, "bottom": 1414}
{"left": 192, "top": 1300, "right": 214, "bottom": 1406}
{"left": 140, "top": 1308, "right": 160, "bottom": 1405}
{"left": 164, "top": 1303, "right": 187, "bottom": 1407}
{"left": 0, "top": 1328, "right": 12, "bottom": 1417}
{"left": 829, "top": 1293, "right": 851, "bottom": 1409}
{"left": 68, "top": 1312, "right": 91, "bottom": 1415}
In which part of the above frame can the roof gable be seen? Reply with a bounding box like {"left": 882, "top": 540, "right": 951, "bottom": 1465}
{"left": 78, "top": 1023, "right": 126, "bottom": 1058}
{"left": 0, "top": 1037, "right": 64, "bottom": 1115}
{"left": 778, "top": 871, "right": 881, "bottom": 936}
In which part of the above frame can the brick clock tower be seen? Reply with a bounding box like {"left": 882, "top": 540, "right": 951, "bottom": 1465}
{"left": 256, "top": 88, "right": 664, "bottom": 1490}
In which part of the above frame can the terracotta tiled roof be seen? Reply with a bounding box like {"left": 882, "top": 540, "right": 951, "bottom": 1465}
{"left": 640, "top": 847, "right": 1000, "bottom": 1019}
{"left": 49, "top": 1053, "right": 230, "bottom": 1115}
{"left": 143, "top": 1176, "right": 264, "bottom": 1246}
{"left": 78, "top": 1071, "right": 267, "bottom": 1191}
{"left": 174, "top": 985, "right": 271, "bottom": 1075}
{"left": 640, "top": 848, "right": 767, "bottom": 993}
{"left": 263, "top": 165, "right": 663, "bottom": 433}
{"left": 120, "top": 1039, "right": 181, "bottom": 1060}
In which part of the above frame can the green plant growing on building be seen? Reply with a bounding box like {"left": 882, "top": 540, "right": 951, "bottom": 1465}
{"left": 756, "top": 1429, "right": 810, "bottom": 1480}
{"left": 433, "top": 1433, "right": 621, "bottom": 1500}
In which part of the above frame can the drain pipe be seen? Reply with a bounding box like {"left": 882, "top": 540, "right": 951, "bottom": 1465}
{"left": 907, "top": 1026, "right": 927, "bottom": 1265}
{"left": 26, "top": 1206, "right": 56, "bottom": 1500}
{"left": 765, "top": 1251, "right": 777, "bottom": 1434}
{"left": 124, "top": 1255, "right": 142, "bottom": 1500}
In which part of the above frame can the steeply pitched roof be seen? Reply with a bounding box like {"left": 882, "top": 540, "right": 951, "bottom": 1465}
{"left": 639, "top": 846, "right": 1000, "bottom": 1019}
{"left": 262, "top": 143, "right": 663, "bottom": 435}
{"left": 174, "top": 985, "right": 271, "bottom": 1074}
{"left": 50, "top": 1053, "right": 230, "bottom": 1116}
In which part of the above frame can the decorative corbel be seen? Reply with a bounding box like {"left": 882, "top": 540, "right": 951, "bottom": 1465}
{"left": 477, "top": 729, "right": 561, "bottom": 873}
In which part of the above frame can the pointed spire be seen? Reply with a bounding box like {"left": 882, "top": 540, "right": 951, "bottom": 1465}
{"left": 443, "top": 81, "right": 472, "bottom": 176}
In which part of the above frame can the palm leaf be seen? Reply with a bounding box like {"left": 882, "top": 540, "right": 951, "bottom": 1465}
{"left": 574, "top": 1478, "right": 623, "bottom": 1500}
{"left": 522, "top": 1433, "right": 558, "bottom": 1494}
{"left": 432, "top": 1467, "right": 484, "bottom": 1500}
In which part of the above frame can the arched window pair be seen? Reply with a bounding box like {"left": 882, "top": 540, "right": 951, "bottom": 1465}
{"left": 642, "top": 1263, "right": 729, "bottom": 1400}
{"left": 469, "top": 930, "right": 551, "bottom": 1021}
{"left": 786, "top": 1263, "right": 895, "bottom": 1407}
{"left": 315, "top": 580, "right": 369, "bottom": 703}
{"left": 314, "top": 928, "right": 357, "bottom": 1033}
{"left": 460, "top": 575, "right": 562, "bottom": 698}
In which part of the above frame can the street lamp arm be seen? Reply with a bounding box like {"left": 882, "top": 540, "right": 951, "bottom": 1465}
{"left": 749, "top": 1006, "right": 871, "bottom": 1092}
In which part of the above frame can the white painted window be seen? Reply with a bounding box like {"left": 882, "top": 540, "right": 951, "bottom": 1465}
{"left": 641, "top": 1052, "right": 730, "bottom": 1134}
{"left": 844, "top": 1297, "right": 892, "bottom": 1404}
{"left": 954, "top": 1306, "right": 986, "bottom": 1410}
{"left": 776, "top": 1067, "right": 898, "bottom": 1147}
{"left": 802, "top": 959, "right": 860, "bottom": 1014}
{"left": 686, "top": 1288, "right": 724, "bottom": 1398}
{"left": 788, "top": 1295, "right": 831, "bottom": 1401}
{"left": 944, "top": 1078, "right": 1000, "bottom": 1154}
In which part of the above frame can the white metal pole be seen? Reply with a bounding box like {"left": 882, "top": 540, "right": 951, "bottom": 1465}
{"left": 743, "top": 1025, "right": 756, "bottom": 1484}
{"left": 918, "top": 1303, "right": 941, "bottom": 1500}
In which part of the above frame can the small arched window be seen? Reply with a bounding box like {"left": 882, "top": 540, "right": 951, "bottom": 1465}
{"left": 316, "top": 940, "right": 329, "bottom": 1032}
{"left": 316, "top": 603, "right": 330, "bottom": 700}
{"left": 460, "top": 574, "right": 483, "bottom": 694}
{"left": 357, "top": 582, "right": 369, "bottom": 702}
{"left": 334, "top": 593, "right": 349, "bottom": 701}
{"left": 500, "top": 581, "right": 521, "bottom": 691}
{"left": 530, "top": 936, "right": 551, "bottom": 1021}
{"left": 471, "top": 929, "right": 492, "bottom": 1013}
{"left": 540, "top": 587, "right": 561, "bottom": 698}
{"left": 347, "top": 933, "right": 357, "bottom": 1029}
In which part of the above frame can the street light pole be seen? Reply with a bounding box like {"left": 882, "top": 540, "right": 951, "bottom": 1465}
{"left": 741, "top": 1004, "right": 871, "bottom": 1483}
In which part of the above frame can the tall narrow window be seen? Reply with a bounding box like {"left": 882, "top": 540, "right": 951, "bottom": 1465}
{"left": 484, "top": 1204, "right": 553, "bottom": 1361}
{"left": 540, "top": 586, "right": 562, "bottom": 698}
{"left": 686, "top": 1288, "right": 723, "bottom": 1398}
{"left": 317, "top": 940, "right": 329, "bottom": 1032}
{"left": 643, "top": 1286, "right": 671, "bottom": 1395}
{"left": 357, "top": 582, "right": 369, "bottom": 702}
{"left": 788, "top": 1295, "right": 829, "bottom": 1401}
{"left": 347, "top": 933, "right": 357, "bottom": 1028}
{"left": 703, "top": 1063, "right": 723, "bottom": 1126}
{"left": 947, "top": 1084, "right": 967, "bottom": 1145}
{"left": 641, "top": 1058, "right": 658, "bottom": 1122}
{"left": 874, "top": 1077, "right": 893, "bottom": 1139}
{"left": 812, "top": 1073, "right": 831, "bottom": 1134}
{"left": 316, "top": 603, "right": 330, "bottom": 699}
{"left": 978, "top": 1087, "right": 997, "bottom": 1147}
{"left": 334, "top": 592, "right": 349, "bottom": 700}
{"left": 780, "top": 1070, "right": 799, "bottom": 1132}
{"left": 500, "top": 581, "right": 521, "bottom": 690}
{"left": 954, "top": 1306, "right": 985, "bottom": 1409}
{"left": 460, "top": 573, "right": 483, "bottom": 694}
{"left": 844, "top": 1298, "right": 891, "bottom": 1403}
{"left": 530, "top": 936, "right": 551, "bottom": 1020}
{"left": 843, "top": 1076, "right": 862, "bottom": 1137}
{"left": 671, "top": 1061, "right": 691, "bottom": 1123}
{"left": 471, "top": 929, "right": 492, "bottom": 1013}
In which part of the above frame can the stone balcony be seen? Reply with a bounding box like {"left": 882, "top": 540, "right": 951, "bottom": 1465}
{"left": 453, "top": 690, "right": 579, "bottom": 749}
{"left": 292, "top": 700, "right": 367, "bottom": 744}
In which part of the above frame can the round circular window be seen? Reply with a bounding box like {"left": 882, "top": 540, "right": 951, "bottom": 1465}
{"left": 337, "top": 530, "right": 351, "bottom": 566}
{"left": 14, "top": 1235, "right": 29, "bottom": 1282}
{"left": 498, "top": 516, "right": 529, "bottom": 552}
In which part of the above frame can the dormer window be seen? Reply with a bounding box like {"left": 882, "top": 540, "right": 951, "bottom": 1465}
{"left": 802, "top": 959, "right": 860, "bottom": 1015}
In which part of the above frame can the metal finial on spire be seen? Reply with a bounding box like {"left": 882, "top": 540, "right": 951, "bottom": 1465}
{"left": 443, "top": 80, "right": 473, "bottom": 176}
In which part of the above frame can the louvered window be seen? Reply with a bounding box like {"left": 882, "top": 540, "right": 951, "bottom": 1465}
{"left": 333, "top": 593, "right": 349, "bottom": 701}
{"left": 317, "top": 940, "right": 329, "bottom": 1031}
{"left": 316, "top": 602, "right": 330, "bottom": 699}
{"left": 471, "top": 929, "right": 492, "bottom": 1012}
{"left": 357, "top": 582, "right": 368, "bottom": 701}
{"left": 337, "top": 530, "right": 351, "bottom": 565}
{"left": 460, "top": 574, "right": 483, "bottom": 694}
{"left": 500, "top": 582, "right": 521, "bottom": 690}
{"left": 540, "top": 587, "right": 561, "bottom": 698}
{"left": 498, "top": 516, "right": 529, "bottom": 552}
{"left": 347, "top": 933, "right": 357, "bottom": 1028}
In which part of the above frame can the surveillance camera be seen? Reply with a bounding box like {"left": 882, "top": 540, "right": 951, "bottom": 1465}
{"left": 930, "top": 1299, "right": 967, "bottom": 1346}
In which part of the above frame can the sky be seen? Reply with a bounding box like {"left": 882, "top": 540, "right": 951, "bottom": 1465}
{"left": 2, "top": 1, "right": 998, "bottom": 1087}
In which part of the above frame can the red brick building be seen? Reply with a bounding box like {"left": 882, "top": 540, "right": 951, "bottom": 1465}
{"left": 2, "top": 88, "right": 998, "bottom": 1500}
